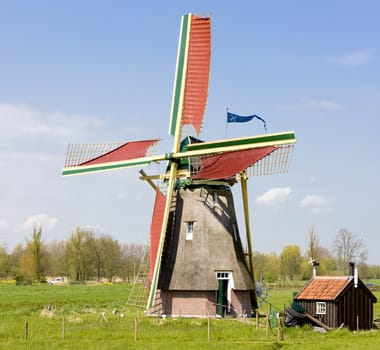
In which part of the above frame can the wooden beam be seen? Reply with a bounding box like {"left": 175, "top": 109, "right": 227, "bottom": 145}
{"left": 139, "top": 170, "right": 157, "bottom": 191}
{"left": 240, "top": 170, "right": 258, "bottom": 309}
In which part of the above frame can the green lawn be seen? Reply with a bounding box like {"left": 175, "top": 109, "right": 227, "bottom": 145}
{"left": 0, "top": 282, "right": 379, "bottom": 350}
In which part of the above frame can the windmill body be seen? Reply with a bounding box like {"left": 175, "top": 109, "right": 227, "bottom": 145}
{"left": 63, "top": 13, "right": 296, "bottom": 317}
{"left": 155, "top": 182, "right": 255, "bottom": 317}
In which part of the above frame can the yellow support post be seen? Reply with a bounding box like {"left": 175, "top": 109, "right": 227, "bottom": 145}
{"left": 240, "top": 170, "right": 258, "bottom": 307}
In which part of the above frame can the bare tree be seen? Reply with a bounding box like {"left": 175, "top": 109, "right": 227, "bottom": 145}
{"left": 332, "top": 228, "right": 367, "bottom": 275}
{"left": 307, "top": 226, "right": 320, "bottom": 260}
{"left": 120, "top": 243, "right": 147, "bottom": 282}
{"left": 45, "top": 240, "right": 68, "bottom": 277}
{"left": 92, "top": 234, "right": 122, "bottom": 282}
{"left": 65, "top": 227, "right": 95, "bottom": 281}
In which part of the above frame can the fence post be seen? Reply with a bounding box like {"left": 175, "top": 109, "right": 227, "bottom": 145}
{"left": 277, "top": 314, "right": 283, "bottom": 341}
{"left": 208, "top": 317, "right": 211, "bottom": 341}
{"left": 25, "top": 320, "right": 28, "bottom": 340}
{"left": 256, "top": 311, "right": 259, "bottom": 330}
{"left": 266, "top": 314, "right": 269, "bottom": 337}
{"left": 134, "top": 316, "right": 138, "bottom": 341}
{"left": 62, "top": 312, "right": 65, "bottom": 340}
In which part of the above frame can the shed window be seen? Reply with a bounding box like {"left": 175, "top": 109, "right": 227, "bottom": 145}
{"left": 185, "top": 221, "right": 194, "bottom": 240}
{"left": 316, "top": 302, "right": 326, "bottom": 315}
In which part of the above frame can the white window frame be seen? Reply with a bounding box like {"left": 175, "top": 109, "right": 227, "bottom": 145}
{"left": 185, "top": 221, "right": 195, "bottom": 240}
{"left": 215, "top": 271, "right": 234, "bottom": 313}
{"left": 316, "top": 302, "right": 326, "bottom": 315}
{"left": 216, "top": 272, "right": 229, "bottom": 279}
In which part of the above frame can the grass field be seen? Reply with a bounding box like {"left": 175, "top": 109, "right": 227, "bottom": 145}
{"left": 0, "top": 282, "right": 379, "bottom": 349}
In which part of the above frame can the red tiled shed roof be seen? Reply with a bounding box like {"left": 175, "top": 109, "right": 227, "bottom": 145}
{"left": 295, "top": 276, "right": 351, "bottom": 301}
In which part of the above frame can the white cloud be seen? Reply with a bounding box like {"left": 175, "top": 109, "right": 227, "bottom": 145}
{"left": 327, "top": 49, "right": 374, "bottom": 67}
{"left": 0, "top": 219, "right": 8, "bottom": 229}
{"left": 256, "top": 187, "right": 291, "bottom": 208}
{"left": 117, "top": 192, "right": 126, "bottom": 200}
{"left": 309, "top": 176, "right": 318, "bottom": 184}
{"left": 277, "top": 97, "right": 344, "bottom": 111}
{"left": 0, "top": 102, "right": 105, "bottom": 142}
{"left": 19, "top": 214, "right": 58, "bottom": 232}
{"left": 299, "top": 195, "right": 331, "bottom": 213}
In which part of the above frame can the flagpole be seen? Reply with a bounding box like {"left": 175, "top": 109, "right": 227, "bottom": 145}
{"left": 225, "top": 107, "right": 229, "bottom": 139}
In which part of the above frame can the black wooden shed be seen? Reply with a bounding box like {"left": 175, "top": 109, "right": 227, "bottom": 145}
{"left": 294, "top": 275, "right": 377, "bottom": 330}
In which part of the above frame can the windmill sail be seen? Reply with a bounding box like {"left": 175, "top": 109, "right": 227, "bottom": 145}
{"left": 149, "top": 189, "right": 166, "bottom": 282}
{"left": 169, "top": 14, "right": 211, "bottom": 139}
{"left": 147, "top": 14, "right": 212, "bottom": 309}
{"left": 63, "top": 139, "right": 160, "bottom": 176}
{"left": 193, "top": 147, "right": 276, "bottom": 179}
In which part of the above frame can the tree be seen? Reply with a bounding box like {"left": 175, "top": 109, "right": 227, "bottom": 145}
{"left": 29, "top": 225, "right": 46, "bottom": 281}
{"left": 65, "top": 227, "right": 95, "bottom": 281}
{"left": 316, "top": 246, "right": 336, "bottom": 275}
{"left": 304, "top": 227, "right": 336, "bottom": 277}
{"left": 307, "top": 226, "right": 320, "bottom": 260}
{"left": 19, "top": 226, "right": 47, "bottom": 282}
{"left": 8, "top": 244, "right": 24, "bottom": 279}
{"left": 92, "top": 235, "right": 122, "bottom": 282}
{"left": 0, "top": 245, "right": 11, "bottom": 278}
{"left": 280, "top": 245, "right": 303, "bottom": 280}
{"left": 120, "top": 243, "right": 147, "bottom": 282}
{"left": 332, "top": 228, "right": 367, "bottom": 275}
{"left": 253, "top": 252, "right": 280, "bottom": 283}
{"left": 98, "top": 236, "right": 122, "bottom": 281}
{"left": 45, "top": 240, "right": 68, "bottom": 277}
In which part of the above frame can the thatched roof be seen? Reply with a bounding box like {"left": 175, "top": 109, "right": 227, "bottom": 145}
{"left": 158, "top": 184, "right": 254, "bottom": 291}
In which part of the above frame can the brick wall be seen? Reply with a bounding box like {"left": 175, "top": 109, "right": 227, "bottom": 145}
{"left": 149, "top": 289, "right": 253, "bottom": 317}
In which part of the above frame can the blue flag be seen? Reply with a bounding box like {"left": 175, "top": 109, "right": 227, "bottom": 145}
{"left": 227, "top": 112, "right": 267, "bottom": 131}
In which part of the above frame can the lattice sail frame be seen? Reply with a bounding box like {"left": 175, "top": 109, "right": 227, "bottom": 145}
{"left": 188, "top": 144, "right": 295, "bottom": 178}
{"left": 63, "top": 140, "right": 160, "bottom": 176}
{"left": 247, "top": 144, "right": 295, "bottom": 176}
{"left": 65, "top": 142, "right": 124, "bottom": 167}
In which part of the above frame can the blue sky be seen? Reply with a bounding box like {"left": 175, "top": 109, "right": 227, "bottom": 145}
{"left": 1, "top": 1, "right": 379, "bottom": 264}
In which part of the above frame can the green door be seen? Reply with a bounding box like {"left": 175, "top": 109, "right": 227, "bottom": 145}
{"left": 216, "top": 279, "right": 228, "bottom": 316}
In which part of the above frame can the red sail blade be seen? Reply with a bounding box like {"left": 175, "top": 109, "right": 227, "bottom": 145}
{"left": 79, "top": 140, "right": 159, "bottom": 166}
{"left": 149, "top": 189, "right": 166, "bottom": 282}
{"left": 182, "top": 15, "right": 211, "bottom": 135}
{"left": 193, "top": 146, "right": 276, "bottom": 179}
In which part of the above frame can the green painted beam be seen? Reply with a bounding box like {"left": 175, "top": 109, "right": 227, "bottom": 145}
{"left": 62, "top": 160, "right": 152, "bottom": 176}
{"left": 187, "top": 131, "right": 296, "bottom": 152}
{"left": 168, "top": 14, "right": 190, "bottom": 137}
{"left": 62, "top": 154, "right": 167, "bottom": 176}
{"left": 62, "top": 131, "right": 296, "bottom": 176}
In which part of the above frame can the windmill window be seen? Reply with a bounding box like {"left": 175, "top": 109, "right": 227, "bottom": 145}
{"left": 216, "top": 272, "right": 230, "bottom": 279}
{"left": 213, "top": 192, "right": 219, "bottom": 208}
{"left": 185, "top": 221, "right": 195, "bottom": 240}
{"left": 316, "top": 302, "right": 326, "bottom": 315}
{"left": 232, "top": 223, "right": 238, "bottom": 241}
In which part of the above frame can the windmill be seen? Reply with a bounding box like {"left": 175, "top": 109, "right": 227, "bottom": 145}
{"left": 63, "top": 13, "right": 296, "bottom": 317}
